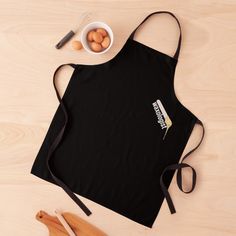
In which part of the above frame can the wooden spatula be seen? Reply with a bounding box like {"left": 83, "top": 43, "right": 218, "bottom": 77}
{"left": 36, "top": 210, "right": 107, "bottom": 236}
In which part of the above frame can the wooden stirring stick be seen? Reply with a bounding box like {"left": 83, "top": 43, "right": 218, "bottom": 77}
{"left": 55, "top": 209, "right": 76, "bottom": 236}
{"left": 36, "top": 210, "right": 107, "bottom": 236}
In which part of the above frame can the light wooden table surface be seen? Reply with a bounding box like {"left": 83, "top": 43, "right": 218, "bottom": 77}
{"left": 1, "top": 1, "right": 236, "bottom": 235}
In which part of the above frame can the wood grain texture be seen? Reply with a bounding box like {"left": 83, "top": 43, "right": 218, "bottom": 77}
{"left": 0, "top": 0, "right": 236, "bottom": 235}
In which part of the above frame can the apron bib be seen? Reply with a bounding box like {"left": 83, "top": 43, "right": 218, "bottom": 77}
{"left": 31, "top": 11, "right": 205, "bottom": 228}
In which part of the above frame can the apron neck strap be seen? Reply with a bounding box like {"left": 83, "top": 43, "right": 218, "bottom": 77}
{"left": 128, "top": 11, "right": 182, "bottom": 60}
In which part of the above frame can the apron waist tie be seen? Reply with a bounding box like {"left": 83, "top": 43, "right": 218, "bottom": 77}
{"left": 46, "top": 63, "right": 92, "bottom": 216}
{"left": 160, "top": 119, "right": 205, "bottom": 214}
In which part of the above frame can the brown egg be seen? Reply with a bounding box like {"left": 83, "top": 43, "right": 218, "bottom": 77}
{"left": 101, "top": 36, "right": 110, "bottom": 48}
{"left": 72, "top": 40, "right": 83, "bottom": 50}
{"left": 87, "top": 30, "right": 95, "bottom": 42}
{"left": 96, "top": 28, "right": 107, "bottom": 37}
{"left": 92, "top": 32, "right": 103, "bottom": 43}
{"left": 90, "top": 42, "right": 102, "bottom": 52}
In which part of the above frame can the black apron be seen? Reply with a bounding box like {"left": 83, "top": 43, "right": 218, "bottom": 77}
{"left": 30, "top": 11, "right": 205, "bottom": 228}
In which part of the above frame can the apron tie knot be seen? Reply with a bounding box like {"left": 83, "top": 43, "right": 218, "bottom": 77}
{"left": 160, "top": 119, "right": 205, "bottom": 214}
{"left": 160, "top": 162, "right": 196, "bottom": 214}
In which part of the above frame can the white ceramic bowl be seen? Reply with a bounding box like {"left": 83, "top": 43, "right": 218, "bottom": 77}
{"left": 81, "top": 21, "right": 114, "bottom": 55}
